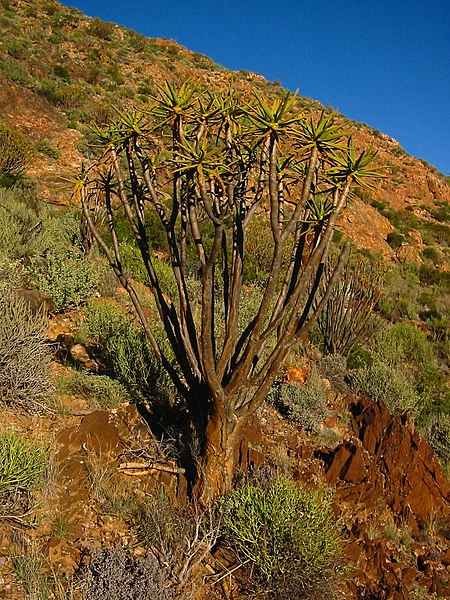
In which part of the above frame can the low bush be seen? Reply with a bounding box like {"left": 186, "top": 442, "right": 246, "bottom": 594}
{"left": 0, "top": 191, "right": 104, "bottom": 309}
{"left": 35, "top": 139, "right": 61, "bottom": 159}
{"left": 221, "top": 474, "right": 344, "bottom": 599}
{"left": 378, "top": 262, "right": 420, "bottom": 322}
{"left": 350, "top": 359, "right": 420, "bottom": 418}
{"left": 386, "top": 231, "right": 404, "bottom": 250}
{"left": 422, "top": 246, "right": 440, "bottom": 264}
{"left": 0, "top": 188, "right": 38, "bottom": 259}
{"left": 78, "top": 300, "right": 176, "bottom": 406}
{"left": 269, "top": 368, "right": 329, "bottom": 433}
{"left": 0, "top": 291, "right": 54, "bottom": 414}
{"left": 0, "top": 120, "right": 33, "bottom": 176}
{"left": 316, "top": 354, "right": 348, "bottom": 393}
{"left": 0, "top": 252, "right": 23, "bottom": 293}
{"left": 0, "top": 432, "right": 49, "bottom": 500}
{"left": 375, "top": 323, "right": 435, "bottom": 369}
{"left": 88, "top": 17, "right": 115, "bottom": 40}
{"left": 76, "top": 300, "right": 130, "bottom": 345}
{"left": 78, "top": 546, "right": 173, "bottom": 600}
{"left": 1, "top": 57, "right": 27, "bottom": 84}
{"left": 29, "top": 205, "right": 106, "bottom": 310}
{"left": 32, "top": 250, "right": 103, "bottom": 311}
{"left": 62, "top": 371, "right": 131, "bottom": 409}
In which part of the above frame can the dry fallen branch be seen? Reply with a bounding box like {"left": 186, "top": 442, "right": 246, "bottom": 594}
{"left": 118, "top": 461, "right": 185, "bottom": 475}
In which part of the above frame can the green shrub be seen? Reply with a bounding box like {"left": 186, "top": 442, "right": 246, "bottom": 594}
{"left": 422, "top": 246, "right": 439, "bottom": 264}
{"left": 78, "top": 300, "right": 175, "bottom": 406}
{"left": 0, "top": 432, "right": 49, "bottom": 499}
{"left": 221, "top": 475, "right": 344, "bottom": 598}
{"left": 88, "top": 17, "right": 115, "bottom": 40}
{"left": 431, "top": 202, "right": 450, "bottom": 223}
{"left": 61, "top": 371, "right": 131, "bottom": 409}
{"left": 350, "top": 359, "right": 420, "bottom": 418}
{"left": 18, "top": 205, "right": 107, "bottom": 310}
{"left": 0, "top": 291, "right": 54, "bottom": 414}
{"left": 375, "top": 323, "right": 435, "bottom": 369}
{"left": 422, "top": 222, "right": 450, "bottom": 246}
{"left": 0, "top": 194, "right": 102, "bottom": 310}
{"left": 0, "top": 188, "right": 38, "bottom": 258}
{"left": 76, "top": 300, "right": 130, "bottom": 345}
{"left": 53, "top": 64, "right": 70, "bottom": 81}
{"left": 386, "top": 231, "right": 404, "bottom": 249}
{"left": 269, "top": 369, "right": 329, "bottom": 433}
{"left": 419, "top": 263, "right": 443, "bottom": 286}
{"left": 31, "top": 250, "right": 104, "bottom": 311}
{"left": 103, "top": 325, "right": 171, "bottom": 404}
{"left": 1, "top": 57, "right": 27, "bottom": 83}
{"left": 272, "top": 372, "right": 328, "bottom": 432}
{"left": 379, "top": 263, "right": 420, "bottom": 321}
{"left": 35, "top": 139, "right": 61, "bottom": 159}
{"left": 0, "top": 252, "right": 24, "bottom": 293}
{"left": 0, "top": 120, "right": 33, "bottom": 176}
{"left": 391, "top": 144, "right": 408, "bottom": 157}
{"left": 119, "top": 242, "right": 176, "bottom": 296}
{"left": 244, "top": 216, "right": 275, "bottom": 280}
{"left": 5, "top": 38, "right": 28, "bottom": 59}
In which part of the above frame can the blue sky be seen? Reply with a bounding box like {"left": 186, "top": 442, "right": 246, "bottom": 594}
{"left": 60, "top": 0, "right": 450, "bottom": 175}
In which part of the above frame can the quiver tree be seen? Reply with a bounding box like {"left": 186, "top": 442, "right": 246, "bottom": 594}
{"left": 76, "top": 82, "right": 381, "bottom": 499}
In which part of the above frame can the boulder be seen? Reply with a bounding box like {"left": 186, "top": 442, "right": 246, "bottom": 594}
{"left": 69, "top": 343, "right": 97, "bottom": 371}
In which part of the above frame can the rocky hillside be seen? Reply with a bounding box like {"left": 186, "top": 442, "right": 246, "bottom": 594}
{"left": 0, "top": 0, "right": 449, "bottom": 256}
{"left": 1, "top": 2, "right": 450, "bottom": 599}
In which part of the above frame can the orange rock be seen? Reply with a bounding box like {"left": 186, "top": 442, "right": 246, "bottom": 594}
{"left": 397, "top": 243, "right": 422, "bottom": 264}
{"left": 282, "top": 365, "right": 309, "bottom": 384}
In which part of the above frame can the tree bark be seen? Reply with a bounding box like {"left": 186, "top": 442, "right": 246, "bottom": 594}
{"left": 194, "top": 403, "right": 247, "bottom": 503}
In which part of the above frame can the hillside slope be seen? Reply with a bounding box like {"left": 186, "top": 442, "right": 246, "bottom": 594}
{"left": 0, "top": 0, "right": 449, "bottom": 256}
{"left": 1, "top": 2, "right": 450, "bottom": 599}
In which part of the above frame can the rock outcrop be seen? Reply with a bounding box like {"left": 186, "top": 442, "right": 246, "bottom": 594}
{"left": 316, "top": 397, "right": 450, "bottom": 598}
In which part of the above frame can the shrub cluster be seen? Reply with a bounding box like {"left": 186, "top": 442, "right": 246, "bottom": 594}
{"left": 0, "top": 120, "right": 33, "bottom": 176}
{"left": 350, "top": 359, "right": 420, "bottom": 418}
{"left": 269, "top": 368, "right": 329, "bottom": 433}
{"left": 0, "top": 432, "right": 49, "bottom": 496}
{"left": 0, "top": 290, "right": 54, "bottom": 414}
{"left": 221, "top": 474, "right": 344, "bottom": 599}
{"left": 0, "top": 189, "right": 105, "bottom": 310}
{"left": 61, "top": 370, "right": 131, "bottom": 409}
{"left": 349, "top": 323, "right": 444, "bottom": 421}
{"left": 78, "top": 300, "right": 176, "bottom": 407}
{"left": 77, "top": 546, "right": 173, "bottom": 600}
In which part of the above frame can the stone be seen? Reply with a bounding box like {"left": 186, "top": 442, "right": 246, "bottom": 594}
{"left": 18, "top": 288, "right": 55, "bottom": 314}
{"left": 69, "top": 343, "right": 96, "bottom": 371}
{"left": 397, "top": 244, "right": 422, "bottom": 264}
{"left": 407, "top": 229, "right": 424, "bottom": 250}
{"left": 78, "top": 410, "right": 120, "bottom": 455}
{"left": 282, "top": 365, "right": 309, "bottom": 384}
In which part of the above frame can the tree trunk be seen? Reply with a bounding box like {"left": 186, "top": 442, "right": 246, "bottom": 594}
{"left": 194, "top": 405, "right": 247, "bottom": 503}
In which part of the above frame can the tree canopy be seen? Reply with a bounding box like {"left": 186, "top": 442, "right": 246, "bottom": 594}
{"left": 77, "top": 82, "right": 381, "bottom": 497}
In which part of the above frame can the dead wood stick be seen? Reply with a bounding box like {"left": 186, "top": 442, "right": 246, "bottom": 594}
{"left": 119, "top": 461, "right": 185, "bottom": 475}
